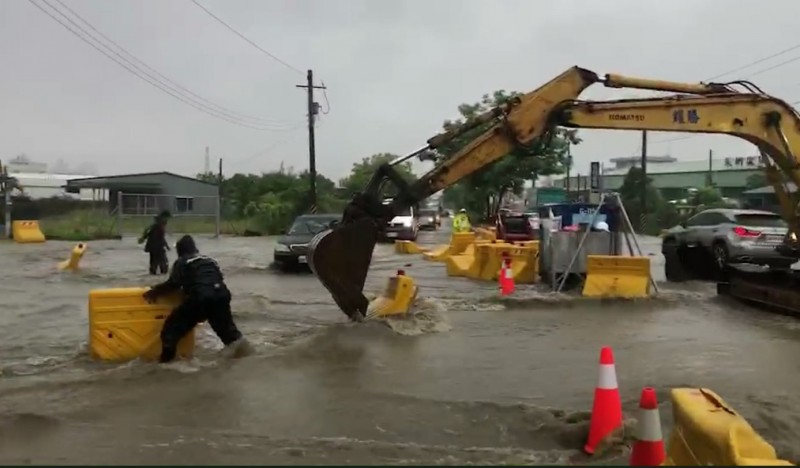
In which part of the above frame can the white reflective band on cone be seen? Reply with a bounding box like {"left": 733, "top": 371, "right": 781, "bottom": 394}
{"left": 505, "top": 268, "right": 513, "bottom": 279}
{"left": 597, "top": 364, "right": 618, "bottom": 390}
{"left": 637, "top": 408, "right": 663, "bottom": 442}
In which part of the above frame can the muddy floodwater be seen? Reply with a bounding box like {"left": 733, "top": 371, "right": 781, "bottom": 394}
{"left": 1, "top": 223, "right": 800, "bottom": 465}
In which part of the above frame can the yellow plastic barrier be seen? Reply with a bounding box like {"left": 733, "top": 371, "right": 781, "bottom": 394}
{"left": 88, "top": 287, "right": 195, "bottom": 362}
{"left": 582, "top": 255, "right": 651, "bottom": 299}
{"left": 367, "top": 270, "right": 418, "bottom": 318}
{"left": 477, "top": 242, "right": 513, "bottom": 281}
{"left": 507, "top": 243, "right": 540, "bottom": 284}
{"left": 394, "top": 240, "right": 426, "bottom": 254}
{"left": 58, "top": 243, "right": 87, "bottom": 271}
{"left": 475, "top": 227, "right": 497, "bottom": 242}
{"left": 423, "top": 232, "right": 476, "bottom": 262}
{"left": 12, "top": 220, "right": 45, "bottom": 243}
{"left": 665, "top": 388, "right": 793, "bottom": 466}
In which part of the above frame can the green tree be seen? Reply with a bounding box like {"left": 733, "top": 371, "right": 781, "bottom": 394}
{"left": 619, "top": 166, "right": 666, "bottom": 234}
{"left": 338, "top": 153, "right": 416, "bottom": 197}
{"left": 436, "top": 90, "right": 580, "bottom": 220}
{"left": 745, "top": 173, "right": 767, "bottom": 190}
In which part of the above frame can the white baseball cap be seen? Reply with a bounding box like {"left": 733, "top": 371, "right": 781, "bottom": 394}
{"left": 594, "top": 221, "right": 610, "bottom": 232}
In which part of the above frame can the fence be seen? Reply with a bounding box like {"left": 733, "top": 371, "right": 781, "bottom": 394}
{"left": 115, "top": 192, "right": 221, "bottom": 238}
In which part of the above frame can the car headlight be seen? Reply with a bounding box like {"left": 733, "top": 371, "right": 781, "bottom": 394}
{"left": 274, "top": 244, "right": 290, "bottom": 253}
{"left": 791, "top": 232, "right": 798, "bottom": 242}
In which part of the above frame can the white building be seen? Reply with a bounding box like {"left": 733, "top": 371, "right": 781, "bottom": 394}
{"left": 3, "top": 155, "right": 105, "bottom": 200}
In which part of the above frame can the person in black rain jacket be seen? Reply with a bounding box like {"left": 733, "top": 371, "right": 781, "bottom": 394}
{"left": 143, "top": 235, "right": 245, "bottom": 363}
{"left": 138, "top": 210, "right": 171, "bottom": 275}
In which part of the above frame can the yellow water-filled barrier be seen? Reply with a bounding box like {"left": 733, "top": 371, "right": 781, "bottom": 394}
{"left": 394, "top": 240, "right": 426, "bottom": 254}
{"left": 367, "top": 270, "right": 418, "bottom": 318}
{"left": 58, "top": 243, "right": 87, "bottom": 271}
{"left": 507, "top": 243, "right": 540, "bottom": 284}
{"left": 88, "top": 287, "right": 195, "bottom": 362}
{"left": 475, "top": 227, "right": 497, "bottom": 242}
{"left": 665, "top": 388, "right": 793, "bottom": 466}
{"left": 423, "top": 232, "right": 476, "bottom": 262}
{"left": 12, "top": 220, "right": 45, "bottom": 243}
{"left": 582, "top": 255, "right": 650, "bottom": 298}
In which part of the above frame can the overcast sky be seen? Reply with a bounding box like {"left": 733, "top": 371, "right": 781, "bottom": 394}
{"left": 2, "top": 0, "right": 800, "bottom": 181}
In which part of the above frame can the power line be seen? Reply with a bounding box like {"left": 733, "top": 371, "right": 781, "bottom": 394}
{"left": 747, "top": 54, "right": 800, "bottom": 79}
{"left": 189, "top": 0, "right": 304, "bottom": 76}
{"left": 705, "top": 43, "right": 800, "bottom": 81}
{"left": 28, "top": 0, "right": 296, "bottom": 131}
{"left": 630, "top": 48, "right": 800, "bottom": 149}
{"left": 51, "top": 0, "right": 293, "bottom": 127}
{"left": 228, "top": 124, "right": 306, "bottom": 167}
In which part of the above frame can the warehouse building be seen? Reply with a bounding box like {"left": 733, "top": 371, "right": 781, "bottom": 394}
{"left": 65, "top": 171, "right": 219, "bottom": 216}
{"left": 553, "top": 155, "right": 763, "bottom": 200}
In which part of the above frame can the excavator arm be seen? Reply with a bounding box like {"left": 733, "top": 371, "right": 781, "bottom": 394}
{"left": 308, "top": 65, "right": 794, "bottom": 320}
{"left": 553, "top": 94, "right": 800, "bottom": 241}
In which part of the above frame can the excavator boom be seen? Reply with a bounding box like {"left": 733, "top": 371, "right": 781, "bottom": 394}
{"left": 309, "top": 66, "right": 800, "bottom": 320}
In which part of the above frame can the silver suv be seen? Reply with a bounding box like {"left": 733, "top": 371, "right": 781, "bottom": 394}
{"left": 661, "top": 208, "right": 788, "bottom": 281}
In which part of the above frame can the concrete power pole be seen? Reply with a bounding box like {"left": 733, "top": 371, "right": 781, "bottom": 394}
{"left": 295, "top": 70, "right": 327, "bottom": 214}
{"left": 640, "top": 130, "right": 648, "bottom": 233}
{"left": 204, "top": 146, "right": 211, "bottom": 174}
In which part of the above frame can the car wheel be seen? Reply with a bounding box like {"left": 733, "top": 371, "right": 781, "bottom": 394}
{"left": 712, "top": 242, "right": 729, "bottom": 270}
{"left": 663, "top": 241, "right": 688, "bottom": 282}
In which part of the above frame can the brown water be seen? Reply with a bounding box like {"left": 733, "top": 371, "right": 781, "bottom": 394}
{"left": 1, "top": 225, "right": 799, "bottom": 465}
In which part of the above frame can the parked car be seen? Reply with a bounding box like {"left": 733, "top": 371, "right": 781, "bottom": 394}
{"left": 383, "top": 203, "right": 419, "bottom": 241}
{"left": 496, "top": 213, "right": 538, "bottom": 242}
{"left": 661, "top": 208, "right": 790, "bottom": 281}
{"left": 418, "top": 209, "right": 440, "bottom": 230}
{"left": 273, "top": 213, "right": 340, "bottom": 272}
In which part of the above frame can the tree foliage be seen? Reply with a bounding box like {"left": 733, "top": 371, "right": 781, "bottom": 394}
{"left": 195, "top": 153, "right": 416, "bottom": 235}
{"left": 338, "top": 152, "right": 416, "bottom": 197}
{"left": 437, "top": 90, "right": 580, "bottom": 220}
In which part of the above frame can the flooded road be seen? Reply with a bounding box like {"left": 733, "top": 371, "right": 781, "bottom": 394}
{"left": 1, "top": 223, "right": 800, "bottom": 464}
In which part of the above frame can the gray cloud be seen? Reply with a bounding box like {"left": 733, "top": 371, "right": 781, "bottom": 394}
{"left": 1, "top": 0, "right": 799, "bottom": 181}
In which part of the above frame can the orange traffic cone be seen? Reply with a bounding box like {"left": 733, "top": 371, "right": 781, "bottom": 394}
{"left": 499, "top": 255, "right": 514, "bottom": 296}
{"left": 630, "top": 387, "right": 665, "bottom": 466}
{"left": 585, "top": 346, "right": 623, "bottom": 455}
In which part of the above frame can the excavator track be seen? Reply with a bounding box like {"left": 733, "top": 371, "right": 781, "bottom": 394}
{"left": 717, "top": 264, "right": 800, "bottom": 316}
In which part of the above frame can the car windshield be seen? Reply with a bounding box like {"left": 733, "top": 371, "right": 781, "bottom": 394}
{"left": 420, "top": 210, "right": 436, "bottom": 217}
{"left": 502, "top": 217, "right": 529, "bottom": 233}
{"left": 734, "top": 214, "right": 787, "bottom": 228}
{"left": 288, "top": 217, "right": 337, "bottom": 235}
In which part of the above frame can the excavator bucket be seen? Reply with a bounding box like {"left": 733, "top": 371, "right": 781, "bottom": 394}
{"left": 308, "top": 217, "right": 379, "bottom": 321}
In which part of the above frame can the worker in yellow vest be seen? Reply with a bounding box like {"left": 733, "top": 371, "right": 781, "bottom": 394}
{"left": 452, "top": 209, "right": 472, "bottom": 233}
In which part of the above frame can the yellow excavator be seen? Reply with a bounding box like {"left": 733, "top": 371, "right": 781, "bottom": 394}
{"left": 307, "top": 66, "right": 800, "bottom": 321}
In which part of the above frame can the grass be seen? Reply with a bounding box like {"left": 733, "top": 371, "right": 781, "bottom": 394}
{"left": 39, "top": 210, "right": 257, "bottom": 241}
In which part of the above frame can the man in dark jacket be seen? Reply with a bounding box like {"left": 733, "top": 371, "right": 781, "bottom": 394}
{"left": 139, "top": 210, "right": 171, "bottom": 275}
{"left": 143, "top": 235, "right": 245, "bottom": 363}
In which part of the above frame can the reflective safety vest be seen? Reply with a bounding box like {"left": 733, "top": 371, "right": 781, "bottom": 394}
{"left": 452, "top": 213, "right": 471, "bottom": 233}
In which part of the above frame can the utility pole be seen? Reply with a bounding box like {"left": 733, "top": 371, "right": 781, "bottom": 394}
{"left": 565, "top": 142, "right": 572, "bottom": 196}
{"left": 204, "top": 146, "right": 211, "bottom": 174}
{"left": 640, "top": 130, "right": 648, "bottom": 233}
{"left": 706, "top": 149, "right": 713, "bottom": 186}
{"left": 295, "top": 69, "right": 327, "bottom": 214}
{"left": 215, "top": 158, "right": 222, "bottom": 239}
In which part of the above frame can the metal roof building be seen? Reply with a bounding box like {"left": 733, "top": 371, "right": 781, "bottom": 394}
{"left": 65, "top": 171, "right": 218, "bottom": 216}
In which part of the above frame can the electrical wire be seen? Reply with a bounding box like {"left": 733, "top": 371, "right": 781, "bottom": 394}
{"left": 631, "top": 45, "right": 800, "bottom": 148}
{"left": 28, "top": 0, "right": 299, "bottom": 131}
{"left": 227, "top": 123, "right": 306, "bottom": 167}
{"left": 705, "top": 43, "right": 800, "bottom": 81}
{"left": 320, "top": 81, "right": 330, "bottom": 115}
{"left": 189, "top": 0, "right": 304, "bottom": 76}
{"left": 51, "top": 0, "right": 293, "bottom": 127}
